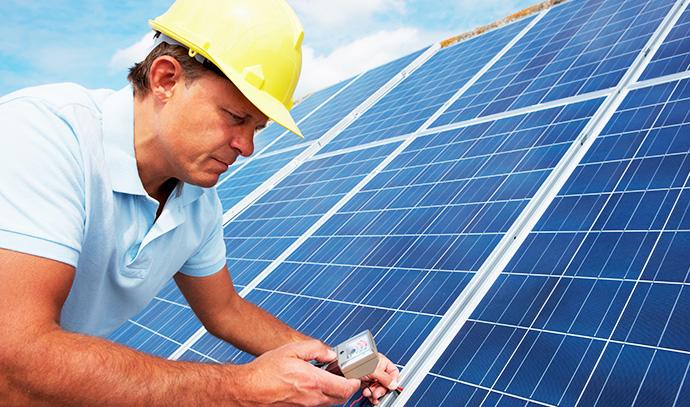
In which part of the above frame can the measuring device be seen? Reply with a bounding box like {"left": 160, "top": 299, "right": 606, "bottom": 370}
{"left": 321, "top": 330, "right": 380, "bottom": 379}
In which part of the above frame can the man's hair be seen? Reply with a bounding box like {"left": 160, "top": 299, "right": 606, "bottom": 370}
{"left": 128, "top": 38, "right": 224, "bottom": 96}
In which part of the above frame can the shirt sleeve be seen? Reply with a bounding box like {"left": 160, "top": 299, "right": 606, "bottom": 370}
{"left": 178, "top": 191, "right": 227, "bottom": 277}
{"left": 0, "top": 96, "right": 86, "bottom": 267}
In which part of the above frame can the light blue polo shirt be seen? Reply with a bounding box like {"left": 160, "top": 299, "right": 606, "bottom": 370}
{"left": 0, "top": 84, "right": 227, "bottom": 337}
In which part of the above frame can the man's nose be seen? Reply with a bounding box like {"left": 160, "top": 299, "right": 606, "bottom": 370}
{"left": 230, "top": 129, "right": 255, "bottom": 157}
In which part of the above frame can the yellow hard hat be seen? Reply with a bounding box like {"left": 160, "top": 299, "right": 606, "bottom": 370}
{"left": 150, "top": 0, "right": 304, "bottom": 138}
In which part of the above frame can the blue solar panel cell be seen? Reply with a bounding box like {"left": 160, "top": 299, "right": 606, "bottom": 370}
{"left": 539, "top": 278, "right": 626, "bottom": 335}
{"left": 641, "top": 5, "right": 690, "bottom": 80}
{"left": 668, "top": 190, "right": 690, "bottom": 229}
{"left": 375, "top": 312, "right": 440, "bottom": 365}
{"left": 614, "top": 282, "right": 680, "bottom": 346}
{"left": 660, "top": 285, "right": 690, "bottom": 350}
{"left": 636, "top": 349, "right": 690, "bottom": 407}
{"left": 644, "top": 231, "right": 690, "bottom": 283}
{"left": 216, "top": 149, "right": 306, "bottom": 213}
{"left": 580, "top": 344, "right": 657, "bottom": 407}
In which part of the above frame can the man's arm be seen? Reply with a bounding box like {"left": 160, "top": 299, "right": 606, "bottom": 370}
{"left": 0, "top": 249, "right": 360, "bottom": 406}
{"left": 175, "top": 266, "right": 401, "bottom": 404}
{"left": 174, "top": 265, "right": 312, "bottom": 355}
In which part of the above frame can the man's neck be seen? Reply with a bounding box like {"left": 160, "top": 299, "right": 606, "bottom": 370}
{"left": 133, "top": 92, "right": 169, "bottom": 202}
{"left": 151, "top": 178, "right": 179, "bottom": 220}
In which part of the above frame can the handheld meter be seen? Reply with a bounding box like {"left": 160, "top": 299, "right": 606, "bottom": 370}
{"left": 322, "top": 330, "right": 379, "bottom": 379}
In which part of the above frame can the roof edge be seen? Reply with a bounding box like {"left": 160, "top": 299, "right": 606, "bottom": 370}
{"left": 440, "top": 0, "right": 566, "bottom": 48}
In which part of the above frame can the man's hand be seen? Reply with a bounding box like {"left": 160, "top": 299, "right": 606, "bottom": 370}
{"left": 232, "top": 340, "right": 362, "bottom": 407}
{"left": 359, "top": 354, "right": 400, "bottom": 405}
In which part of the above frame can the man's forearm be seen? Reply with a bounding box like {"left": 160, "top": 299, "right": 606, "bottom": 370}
{"left": 208, "top": 297, "right": 317, "bottom": 356}
{"left": 1, "top": 327, "right": 238, "bottom": 407}
{"left": 174, "top": 269, "right": 319, "bottom": 357}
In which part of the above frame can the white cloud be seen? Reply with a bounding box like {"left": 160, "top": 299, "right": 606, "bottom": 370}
{"left": 296, "top": 27, "right": 433, "bottom": 98}
{"left": 109, "top": 33, "right": 154, "bottom": 72}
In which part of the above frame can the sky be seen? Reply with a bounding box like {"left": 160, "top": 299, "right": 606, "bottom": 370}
{"left": 0, "top": 0, "right": 540, "bottom": 100}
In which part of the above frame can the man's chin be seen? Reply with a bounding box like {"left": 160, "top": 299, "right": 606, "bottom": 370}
{"left": 200, "top": 178, "right": 221, "bottom": 188}
{"left": 188, "top": 173, "right": 222, "bottom": 188}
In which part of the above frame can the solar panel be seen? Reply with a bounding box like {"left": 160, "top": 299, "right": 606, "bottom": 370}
{"left": 406, "top": 76, "right": 690, "bottom": 407}
{"left": 106, "top": 0, "right": 690, "bottom": 405}
{"left": 640, "top": 5, "right": 690, "bottom": 80}
{"left": 319, "top": 15, "right": 537, "bottom": 155}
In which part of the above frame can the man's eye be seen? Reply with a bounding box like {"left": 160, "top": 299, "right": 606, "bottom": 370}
{"left": 223, "top": 109, "right": 244, "bottom": 123}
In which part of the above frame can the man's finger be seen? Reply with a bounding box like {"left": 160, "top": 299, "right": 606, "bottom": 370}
{"left": 362, "top": 355, "right": 399, "bottom": 391}
{"left": 279, "top": 339, "right": 336, "bottom": 363}
{"left": 364, "top": 382, "right": 391, "bottom": 404}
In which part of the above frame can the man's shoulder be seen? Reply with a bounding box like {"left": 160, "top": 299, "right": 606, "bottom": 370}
{"left": 0, "top": 83, "right": 116, "bottom": 114}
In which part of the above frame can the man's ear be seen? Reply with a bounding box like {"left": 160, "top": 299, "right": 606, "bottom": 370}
{"left": 149, "top": 56, "right": 183, "bottom": 103}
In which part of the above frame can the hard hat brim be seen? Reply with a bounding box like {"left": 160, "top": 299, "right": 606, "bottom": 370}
{"left": 149, "top": 21, "right": 304, "bottom": 139}
{"left": 216, "top": 58, "right": 304, "bottom": 139}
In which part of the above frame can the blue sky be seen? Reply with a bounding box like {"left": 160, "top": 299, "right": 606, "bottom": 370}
{"left": 0, "top": 0, "right": 539, "bottom": 99}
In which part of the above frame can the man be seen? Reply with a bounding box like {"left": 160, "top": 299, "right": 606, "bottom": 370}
{"left": 0, "top": 0, "right": 399, "bottom": 405}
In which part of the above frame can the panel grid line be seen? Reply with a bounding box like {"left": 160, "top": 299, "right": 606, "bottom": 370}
{"left": 424, "top": 371, "right": 559, "bottom": 407}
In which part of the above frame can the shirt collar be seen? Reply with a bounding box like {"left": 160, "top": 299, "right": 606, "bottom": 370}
{"left": 102, "top": 86, "right": 147, "bottom": 196}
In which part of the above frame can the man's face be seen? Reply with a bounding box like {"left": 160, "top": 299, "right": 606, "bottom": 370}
{"left": 155, "top": 72, "right": 268, "bottom": 188}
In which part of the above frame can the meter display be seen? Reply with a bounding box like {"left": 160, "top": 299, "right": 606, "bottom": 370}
{"left": 343, "top": 331, "right": 373, "bottom": 362}
{"left": 325, "top": 330, "right": 379, "bottom": 379}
